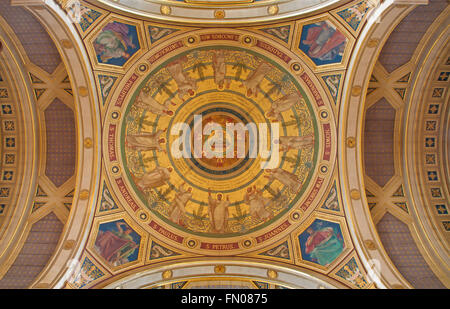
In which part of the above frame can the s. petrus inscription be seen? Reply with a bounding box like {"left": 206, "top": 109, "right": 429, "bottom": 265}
{"left": 200, "top": 242, "right": 239, "bottom": 250}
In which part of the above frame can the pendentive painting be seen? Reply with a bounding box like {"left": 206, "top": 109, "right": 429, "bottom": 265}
{"left": 298, "top": 218, "right": 345, "bottom": 267}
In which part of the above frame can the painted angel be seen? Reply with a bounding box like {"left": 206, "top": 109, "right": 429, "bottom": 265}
{"left": 166, "top": 57, "right": 198, "bottom": 100}
{"left": 211, "top": 50, "right": 229, "bottom": 89}
{"left": 277, "top": 135, "right": 314, "bottom": 151}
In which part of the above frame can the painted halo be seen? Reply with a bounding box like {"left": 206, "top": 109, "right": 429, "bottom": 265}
{"left": 103, "top": 29, "right": 336, "bottom": 255}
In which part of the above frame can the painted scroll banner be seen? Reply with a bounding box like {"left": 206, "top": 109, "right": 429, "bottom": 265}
{"left": 255, "top": 40, "right": 291, "bottom": 64}
{"left": 301, "top": 72, "right": 325, "bottom": 107}
{"left": 148, "top": 41, "right": 184, "bottom": 64}
{"left": 149, "top": 220, "right": 184, "bottom": 244}
{"left": 323, "top": 123, "right": 332, "bottom": 161}
{"left": 300, "top": 177, "right": 324, "bottom": 211}
{"left": 256, "top": 220, "right": 291, "bottom": 243}
{"left": 108, "top": 124, "right": 117, "bottom": 162}
{"left": 199, "top": 33, "right": 240, "bottom": 42}
{"left": 115, "top": 177, "right": 140, "bottom": 212}
{"left": 200, "top": 242, "right": 239, "bottom": 250}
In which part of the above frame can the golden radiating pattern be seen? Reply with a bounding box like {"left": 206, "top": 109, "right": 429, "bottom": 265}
{"left": 121, "top": 46, "right": 318, "bottom": 237}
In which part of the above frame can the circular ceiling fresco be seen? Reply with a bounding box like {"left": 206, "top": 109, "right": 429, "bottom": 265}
{"left": 103, "top": 29, "right": 336, "bottom": 255}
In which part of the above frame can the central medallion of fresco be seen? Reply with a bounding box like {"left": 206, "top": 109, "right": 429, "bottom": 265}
{"left": 103, "top": 30, "right": 336, "bottom": 254}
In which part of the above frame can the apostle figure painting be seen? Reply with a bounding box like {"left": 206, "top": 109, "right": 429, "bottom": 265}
{"left": 299, "top": 21, "right": 347, "bottom": 66}
{"left": 298, "top": 218, "right": 345, "bottom": 266}
{"left": 94, "top": 21, "right": 140, "bottom": 66}
{"left": 94, "top": 219, "right": 141, "bottom": 267}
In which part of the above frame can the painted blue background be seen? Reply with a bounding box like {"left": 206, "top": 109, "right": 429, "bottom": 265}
{"left": 298, "top": 219, "right": 344, "bottom": 265}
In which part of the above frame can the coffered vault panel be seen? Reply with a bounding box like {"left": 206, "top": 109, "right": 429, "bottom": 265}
{"left": 1, "top": 0, "right": 448, "bottom": 289}
{"left": 363, "top": 98, "right": 396, "bottom": 188}
{"left": 44, "top": 98, "right": 76, "bottom": 188}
